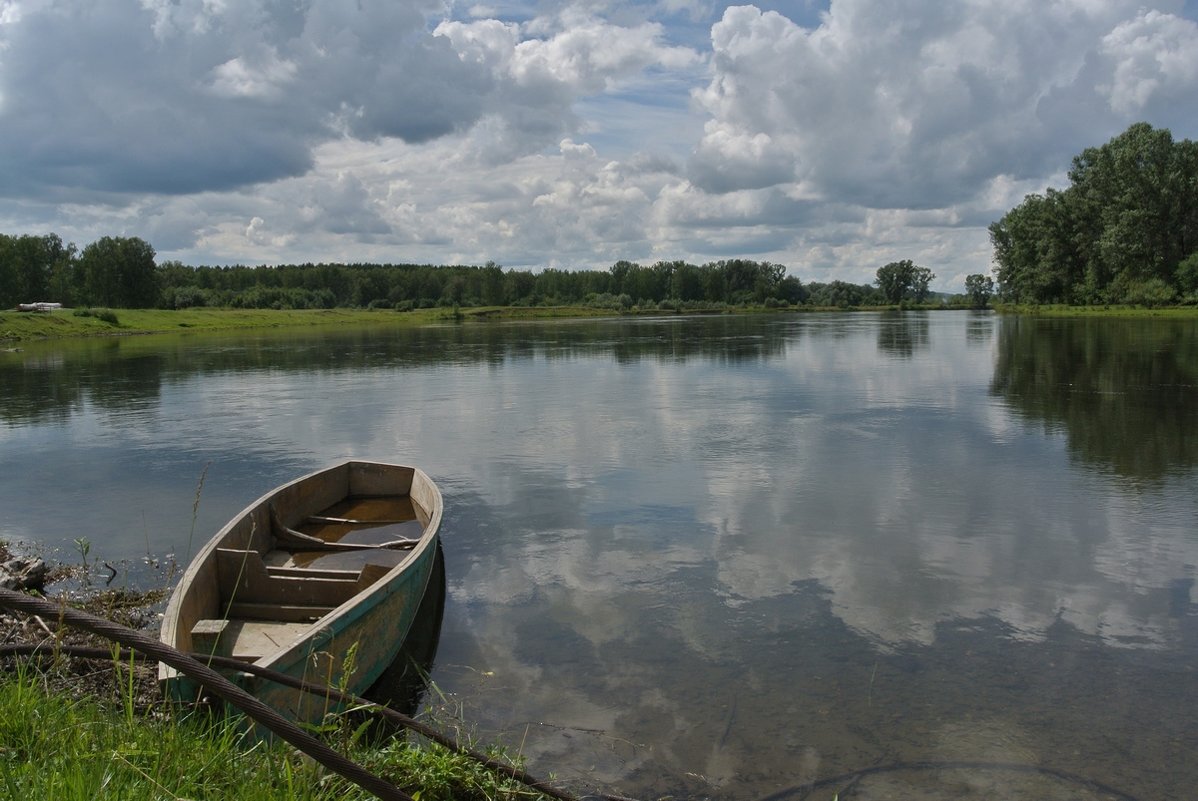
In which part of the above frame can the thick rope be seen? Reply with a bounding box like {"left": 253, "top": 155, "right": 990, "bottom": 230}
{"left": 3, "top": 635, "right": 1142, "bottom": 801}
{"left": 0, "top": 587, "right": 413, "bottom": 801}
{"left": 0, "top": 641, "right": 579, "bottom": 801}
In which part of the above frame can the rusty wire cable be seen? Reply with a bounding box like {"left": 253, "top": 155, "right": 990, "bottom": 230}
{"left": 0, "top": 587, "right": 414, "bottom": 801}
{"left": 0, "top": 638, "right": 579, "bottom": 801}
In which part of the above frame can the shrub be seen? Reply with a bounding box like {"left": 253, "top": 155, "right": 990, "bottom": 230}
{"left": 72, "top": 308, "right": 120, "bottom": 324}
{"left": 1124, "top": 277, "right": 1177, "bottom": 308}
{"left": 1177, "top": 252, "right": 1198, "bottom": 298}
{"left": 165, "top": 286, "right": 210, "bottom": 309}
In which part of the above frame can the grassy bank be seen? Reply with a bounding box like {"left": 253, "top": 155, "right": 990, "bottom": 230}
{"left": 0, "top": 537, "right": 557, "bottom": 801}
{"left": 0, "top": 663, "right": 545, "bottom": 801}
{"left": 0, "top": 306, "right": 629, "bottom": 344}
{"left": 0, "top": 307, "right": 440, "bottom": 344}
{"left": 993, "top": 303, "right": 1198, "bottom": 317}
{"left": 7, "top": 302, "right": 1197, "bottom": 346}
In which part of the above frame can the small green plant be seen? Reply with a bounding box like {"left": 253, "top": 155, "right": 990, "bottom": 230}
{"left": 186, "top": 461, "right": 211, "bottom": 561}
{"left": 72, "top": 536, "right": 90, "bottom": 566}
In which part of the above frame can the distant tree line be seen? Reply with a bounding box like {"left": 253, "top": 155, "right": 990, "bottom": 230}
{"left": 5, "top": 237, "right": 962, "bottom": 311}
{"left": 989, "top": 122, "right": 1198, "bottom": 306}
{"left": 0, "top": 234, "right": 160, "bottom": 310}
{"left": 156, "top": 258, "right": 816, "bottom": 311}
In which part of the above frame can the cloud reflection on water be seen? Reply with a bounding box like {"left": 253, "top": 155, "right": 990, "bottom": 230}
{"left": 2, "top": 312, "right": 1197, "bottom": 798}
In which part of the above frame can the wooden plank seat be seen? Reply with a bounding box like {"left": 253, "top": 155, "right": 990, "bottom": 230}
{"left": 193, "top": 550, "right": 393, "bottom": 661}
{"left": 190, "top": 618, "right": 316, "bottom": 662}
{"left": 215, "top": 548, "right": 388, "bottom": 608}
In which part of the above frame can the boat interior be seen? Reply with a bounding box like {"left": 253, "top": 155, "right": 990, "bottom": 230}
{"left": 186, "top": 496, "right": 425, "bottom": 664}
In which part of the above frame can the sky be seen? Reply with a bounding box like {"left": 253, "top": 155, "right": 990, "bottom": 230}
{"left": 2, "top": 1, "right": 1198, "bottom": 291}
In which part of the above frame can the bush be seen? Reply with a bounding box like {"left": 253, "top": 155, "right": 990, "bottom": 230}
{"left": 582, "top": 292, "right": 632, "bottom": 311}
{"left": 1124, "top": 277, "right": 1177, "bottom": 308}
{"left": 72, "top": 308, "right": 120, "bottom": 324}
{"left": 164, "top": 286, "right": 211, "bottom": 309}
{"left": 1177, "top": 252, "right": 1198, "bottom": 298}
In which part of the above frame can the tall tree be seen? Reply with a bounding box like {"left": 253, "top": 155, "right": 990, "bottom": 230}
{"left": 991, "top": 122, "right": 1198, "bottom": 304}
{"left": 964, "top": 274, "right": 995, "bottom": 308}
{"left": 0, "top": 233, "right": 75, "bottom": 307}
{"left": 875, "top": 260, "right": 935, "bottom": 304}
{"left": 78, "top": 236, "right": 159, "bottom": 308}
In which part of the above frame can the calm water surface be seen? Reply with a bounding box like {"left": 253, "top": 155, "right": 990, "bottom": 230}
{"left": 2, "top": 312, "right": 1196, "bottom": 800}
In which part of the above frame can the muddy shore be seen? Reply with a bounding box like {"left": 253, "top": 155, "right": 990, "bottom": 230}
{"left": 0, "top": 540, "right": 167, "bottom": 708}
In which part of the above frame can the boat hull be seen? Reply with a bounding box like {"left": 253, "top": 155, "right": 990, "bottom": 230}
{"left": 158, "top": 460, "right": 443, "bottom": 724}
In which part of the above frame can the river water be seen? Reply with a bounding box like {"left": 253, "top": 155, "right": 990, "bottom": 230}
{"left": 1, "top": 311, "right": 1196, "bottom": 800}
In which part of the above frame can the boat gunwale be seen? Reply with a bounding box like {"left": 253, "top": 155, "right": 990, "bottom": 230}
{"left": 158, "top": 459, "right": 443, "bottom": 688}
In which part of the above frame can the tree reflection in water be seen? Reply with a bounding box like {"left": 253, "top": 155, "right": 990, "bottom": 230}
{"left": 991, "top": 315, "right": 1198, "bottom": 480}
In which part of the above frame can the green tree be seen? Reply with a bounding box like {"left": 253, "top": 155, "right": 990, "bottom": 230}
{"left": 990, "top": 190, "right": 1084, "bottom": 303}
{"left": 1177, "top": 252, "right": 1198, "bottom": 300}
{"left": 876, "top": 260, "right": 912, "bottom": 304}
{"left": 0, "top": 235, "right": 16, "bottom": 307}
{"left": 875, "top": 260, "right": 935, "bottom": 304}
{"left": 910, "top": 265, "right": 934, "bottom": 302}
{"left": 990, "top": 123, "right": 1198, "bottom": 305}
{"left": 1069, "top": 123, "right": 1186, "bottom": 294}
{"left": 669, "top": 261, "right": 703, "bottom": 302}
{"left": 0, "top": 233, "right": 76, "bottom": 307}
{"left": 807, "top": 280, "right": 877, "bottom": 308}
{"left": 78, "top": 236, "right": 159, "bottom": 308}
{"left": 481, "top": 262, "right": 507, "bottom": 306}
{"left": 964, "top": 274, "right": 995, "bottom": 308}
{"left": 778, "top": 275, "right": 807, "bottom": 304}
{"left": 46, "top": 239, "right": 80, "bottom": 306}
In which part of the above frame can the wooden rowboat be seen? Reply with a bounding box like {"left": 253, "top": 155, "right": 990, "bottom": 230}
{"left": 159, "top": 460, "right": 443, "bottom": 723}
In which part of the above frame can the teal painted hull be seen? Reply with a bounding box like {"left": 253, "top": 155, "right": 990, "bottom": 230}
{"left": 159, "top": 460, "right": 443, "bottom": 726}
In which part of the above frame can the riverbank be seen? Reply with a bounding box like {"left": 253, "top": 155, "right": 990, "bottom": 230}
{"left": 993, "top": 302, "right": 1198, "bottom": 317}
{"left": 0, "top": 306, "right": 621, "bottom": 344}
{"left": 6, "top": 303, "right": 1197, "bottom": 346}
{"left": 0, "top": 663, "right": 549, "bottom": 801}
{"left": 0, "top": 542, "right": 558, "bottom": 801}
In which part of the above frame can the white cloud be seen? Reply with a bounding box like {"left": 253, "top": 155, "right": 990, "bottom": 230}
{"left": 434, "top": 8, "right": 700, "bottom": 162}
{"left": 1098, "top": 9, "right": 1198, "bottom": 115}
{"left": 207, "top": 49, "right": 297, "bottom": 98}
{"left": 689, "top": 0, "right": 1198, "bottom": 209}
{"left": 2, "top": 1, "right": 1198, "bottom": 288}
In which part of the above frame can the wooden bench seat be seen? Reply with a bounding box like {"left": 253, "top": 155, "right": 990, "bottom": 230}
{"left": 190, "top": 618, "right": 315, "bottom": 662}
{"left": 193, "top": 549, "right": 393, "bottom": 661}
{"left": 216, "top": 548, "right": 388, "bottom": 608}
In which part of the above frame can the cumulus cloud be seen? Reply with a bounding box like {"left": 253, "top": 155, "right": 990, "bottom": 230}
{"left": 0, "top": 0, "right": 696, "bottom": 197}
{"left": 435, "top": 8, "right": 699, "bottom": 162}
{"left": 3, "top": 0, "right": 1198, "bottom": 287}
{"left": 1097, "top": 10, "right": 1198, "bottom": 116}
{"left": 0, "top": 0, "right": 472, "bottom": 195}
{"left": 207, "top": 50, "right": 298, "bottom": 100}
{"left": 689, "top": 1, "right": 1198, "bottom": 210}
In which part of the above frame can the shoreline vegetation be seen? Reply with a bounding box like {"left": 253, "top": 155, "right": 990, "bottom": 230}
{"left": 990, "top": 123, "right": 1198, "bottom": 306}
{"left": 3, "top": 302, "right": 1197, "bottom": 345}
{"left": 3, "top": 122, "right": 1196, "bottom": 343}
{"left": 0, "top": 662, "right": 555, "bottom": 801}
{"left": 0, "top": 540, "right": 560, "bottom": 801}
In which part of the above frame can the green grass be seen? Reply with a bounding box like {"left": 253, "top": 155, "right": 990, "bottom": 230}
{"left": 994, "top": 302, "right": 1198, "bottom": 317}
{"left": 0, "top": 306, "right": 626, "bottom": 344}
{"left": 0, "top": 662, "right": 551, "bottom": 801}
{"left": 0, "top": 307, "right": 441, "bottom": 343}
{"left": 6, "top": 301, "right": 1198, "bottom": 345}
